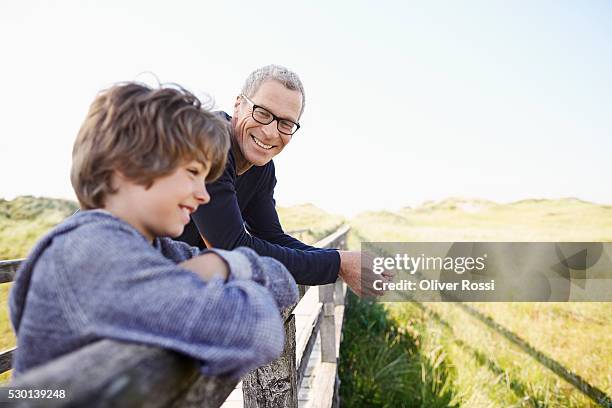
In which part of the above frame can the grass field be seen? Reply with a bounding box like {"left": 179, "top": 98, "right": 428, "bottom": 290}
{"left": 1, "top": 196, "right": 79, "bottom": 383}
{"left": 277, "top": 203, "right": 345, "bottom": 242}
{"left": 339, "top": 197, "right": 612, "bottom": 407}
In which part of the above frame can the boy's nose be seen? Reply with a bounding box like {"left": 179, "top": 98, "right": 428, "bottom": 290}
{"left": 195, "top": 185, "right": 210, "bottom": 205}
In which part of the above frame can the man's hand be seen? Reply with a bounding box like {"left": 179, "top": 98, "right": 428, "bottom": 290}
{"left": 180, "top": 253, "right": 229, "bottom": 282}
{"left": 338, "top": 250, "right": 394, "bottom": 297}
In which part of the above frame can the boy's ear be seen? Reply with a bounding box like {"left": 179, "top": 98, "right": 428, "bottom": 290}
{"left": 110, "top": 170, "right": 128, "bottom": 190}
{"left": 113, "top": 170, "right": 128, "bottom": 181}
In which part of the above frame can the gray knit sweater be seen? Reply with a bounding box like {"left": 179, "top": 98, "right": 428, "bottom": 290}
{"left": 9, "top": 210, "right": 297, "bottom": 378}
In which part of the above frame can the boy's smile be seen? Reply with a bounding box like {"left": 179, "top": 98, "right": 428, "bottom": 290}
{"left": 178, "top": 203, "right": 197, "bottom": 224}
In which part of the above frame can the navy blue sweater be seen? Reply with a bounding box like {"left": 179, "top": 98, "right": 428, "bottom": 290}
{"left": 177, "top": 114, "right": 341, "bottom": 285}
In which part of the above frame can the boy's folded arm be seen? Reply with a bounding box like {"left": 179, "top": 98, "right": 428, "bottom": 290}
{"left": 179, "top": 252, "right": 229, "bottom": 282}
{"left": 204, "top": 247, "right": 299, "bottom": 309}
{"left": 61, "top": 225, "right": 286, "bottom": 379}
{"left": 160, "top": 238, "right": 299, "bottom": 308}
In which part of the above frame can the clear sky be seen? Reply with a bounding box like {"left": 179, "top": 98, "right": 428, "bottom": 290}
{"left": 1, "top": 0, "right": 611, "bottom": 216}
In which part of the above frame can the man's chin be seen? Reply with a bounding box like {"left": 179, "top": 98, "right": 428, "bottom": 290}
{"left": 253, "top": 159, "right": 272, "bottom": 167}
{"left": 246, "top": 153, "right": 273, "bottom": 167}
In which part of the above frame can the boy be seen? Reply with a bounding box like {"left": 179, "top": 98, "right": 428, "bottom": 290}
{"left": 9, "top": 82, "right": 297, "bottom": 379}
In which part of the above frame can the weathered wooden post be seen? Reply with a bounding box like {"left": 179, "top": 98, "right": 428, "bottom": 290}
{"left": 241, "top": 225, "right": 350, "bottom": 408}
{"left": 318, "top": 284, "right": 336, "bottom": 364}
{"left": 334, "top": 279, "right": 344, "bottom": 306}
{"left": 242, "top": 308, "right": 298, "bottom": 408}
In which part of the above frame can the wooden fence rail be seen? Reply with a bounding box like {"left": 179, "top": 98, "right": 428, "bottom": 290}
{"left": 0, "top": 225, "right": 351, "bottom": 408}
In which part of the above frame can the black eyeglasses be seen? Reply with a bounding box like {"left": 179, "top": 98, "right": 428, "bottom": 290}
{"left": 241, "top": 94, "right": 300, "bottom": 136}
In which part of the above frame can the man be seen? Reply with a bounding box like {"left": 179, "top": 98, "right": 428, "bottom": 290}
{"left": 178, "top": 64, "right": 370, "bottom": 295}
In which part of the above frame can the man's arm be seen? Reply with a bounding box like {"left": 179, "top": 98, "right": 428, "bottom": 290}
{"left": 188, "top": 161, "right": 340, "bottom": 286}
{"left": 244, "top": 195, "right": 387, "bottom": 297}
{"left": 240, "top": 167, "right": 391, "bottom": 297}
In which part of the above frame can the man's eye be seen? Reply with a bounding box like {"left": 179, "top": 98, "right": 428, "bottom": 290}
{"left": 279, "top": 121, "right": 294, "bottom": 132}
{"left": 254, "top": 109, "right": 272, "bottom": 120}
{"left": 188, "top": 168, "right": 199, "bottom": 176}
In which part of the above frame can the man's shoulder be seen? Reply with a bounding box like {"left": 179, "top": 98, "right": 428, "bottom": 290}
{"left": 237, "top": 161, "right": 275, "bottom": 198}
{"left": 259, "top": 160, "right": 276, "bottom": 183}
{"left": 248, "top": 159, "right": 275, "bottom": 176}
{"left": 215, "top": 111, "right": 231, "bottom": 122}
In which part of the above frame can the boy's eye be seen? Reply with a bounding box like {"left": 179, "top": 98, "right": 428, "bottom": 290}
{"left": 187, "top": 168, "right": 199, "bottom": 176}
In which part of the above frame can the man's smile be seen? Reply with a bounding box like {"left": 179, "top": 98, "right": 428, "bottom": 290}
{"left": 251, "top": 134, "right": 274, "bottom": 150}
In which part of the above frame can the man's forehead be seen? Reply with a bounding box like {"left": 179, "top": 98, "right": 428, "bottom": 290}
{"left": 250, "top": 81, "right": 302, "bottom": 120}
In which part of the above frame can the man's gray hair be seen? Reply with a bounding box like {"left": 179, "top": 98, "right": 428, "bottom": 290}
{"left": 241, "top": 64, "right": 306, "bottom": 118}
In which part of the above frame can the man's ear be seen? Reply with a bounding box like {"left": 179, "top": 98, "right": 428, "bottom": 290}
{"left": 233, "top": 95, "right": 242, "bottom": 113}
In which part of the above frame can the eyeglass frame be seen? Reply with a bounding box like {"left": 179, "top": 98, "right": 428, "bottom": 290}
{"left": 240, "top": 94, "right": 301, "bottom": 136}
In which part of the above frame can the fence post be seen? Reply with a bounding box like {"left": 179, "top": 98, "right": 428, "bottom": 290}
{"left": 319, "top": 284, "right": 336, "bottom": 363}
{"left": 334, "top": 232, "right": 347, "bottom": 306}
{"left": 241, "top": 225, "right": 349, "bottom": 407}
{"left": 334, "top": 280, "right": 344, "bottom": 306}
{"left": 243, "top": 309, "right": 298, "bottom": 408}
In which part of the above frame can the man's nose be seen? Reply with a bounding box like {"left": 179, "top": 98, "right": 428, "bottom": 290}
{"left": 261, "top": 120, "right": 278, "bottom": 139}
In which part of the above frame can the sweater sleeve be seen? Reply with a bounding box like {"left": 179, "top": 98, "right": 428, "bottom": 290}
{"left": 156, "top": 239, "right": 298, "bottom": 309}
{"left": 223, "top": 247, "right": 299, "bottom": 309}
{"left": 59, "top": 224, "right": 291, "bottom": 379}
{"left": 189, "top": 158, "right": 340, "bottom": 286}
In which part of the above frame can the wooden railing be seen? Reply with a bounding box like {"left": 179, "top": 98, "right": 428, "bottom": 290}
{"left": 0, "top": 225, "right": 351, "bottom": 408}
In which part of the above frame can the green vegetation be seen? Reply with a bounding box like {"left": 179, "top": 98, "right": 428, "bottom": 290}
{"left": 277, "top": 203, "right": 345, "bottom": 243}
{"left": 339, "top": 197, "right": 612, "bottom": 407}
{"left": 0, "top": 284, "right": 13, "bottom": 383}
{"left": 0, "top": 195, "right": 78, "bottom": 260}
{"left": 1, "top": 196, "right": 79, "bottom": 382}
{"left": 340, "top": 293, "right": 458, "bottom": 407}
